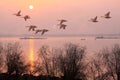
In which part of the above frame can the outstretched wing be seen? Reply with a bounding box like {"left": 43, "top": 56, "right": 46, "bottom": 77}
{"left": 94, "top": 16, "right": 97, "bottom": 21}
{"left": 24, "top": 17, "right": 27, "bottom": 21}
{"left": 58, "top": 19, "right": 67, "bottom": 24}
{"left": 60, "top": 25, "right": 63, "bottom": 29}
{"left": 41, "top": 31, "right": 45, "bottom": 35}
{"left": 105, "top": 12, "right": 110, "bottom": 16}
{"left": 18, "top": 10, "right": 21, "bottom": 14}
{"left": 26, "top": 26, "right": 32, "bottom": 31}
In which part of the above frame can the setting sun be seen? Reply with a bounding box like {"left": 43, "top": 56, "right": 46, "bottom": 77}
{"left": 29, "top": 5, "right": 34, "bottom": 10}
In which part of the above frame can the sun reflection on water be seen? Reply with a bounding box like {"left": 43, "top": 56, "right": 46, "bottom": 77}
{"left": 29, "top": 38, "right": 34, "bottom": 73}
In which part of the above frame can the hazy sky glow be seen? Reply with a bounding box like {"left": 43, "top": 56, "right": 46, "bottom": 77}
{"left": 0, "top": 0, "right": 120, "bottom": 36}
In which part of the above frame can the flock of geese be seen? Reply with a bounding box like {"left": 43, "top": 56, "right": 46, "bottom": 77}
{"left": 13, "top": 10, "right": 111, "bottom": 36}
{"left": 89, "top": 11, "right": 111, "bottom": 22}
{"left": 13, "top": 10, "right": 68, "bottom": 35}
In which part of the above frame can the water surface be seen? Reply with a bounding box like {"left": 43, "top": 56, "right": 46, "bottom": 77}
{"left": 0, "top": 36, "right": 120, "bottom": 61}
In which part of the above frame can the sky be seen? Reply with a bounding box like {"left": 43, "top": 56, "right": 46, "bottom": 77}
{"left": 0, "top": 0, "right": 120, "bottom": 37}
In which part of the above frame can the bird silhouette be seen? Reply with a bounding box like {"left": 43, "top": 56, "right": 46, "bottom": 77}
{"left": 35, "top": 29, "right": 42, "bottom": 34}
{"left": 101, "top": 12, "right": 111, "bottom": 19}
{"left": 22, "top": 15, "right": 30, "bottom": 21}
{"left": 13, "top": 10, "right": 21, "bottom": 16}
{"left": 26, "top": 25, "right": 37, "bottom": 31}
{"left": 89, "top": 16, "right": 98, "bottom": 22}
{"left": 58, "top": 19, "right": 67, "bottom": 24}
{"left": 59, "top": 24, "right": 67, "bottom": 29}
{"left": 35, "top": 29, "right": 49, "bottom": 35}
{"left": 41, "top": 29, "right": 49, "bottom": 35}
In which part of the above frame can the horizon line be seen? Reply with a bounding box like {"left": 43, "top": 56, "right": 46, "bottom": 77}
{"left": 0, "top": 33, "right": 120, "bottom": 38}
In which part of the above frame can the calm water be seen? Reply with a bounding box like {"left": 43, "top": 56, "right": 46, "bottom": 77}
{"left": 0, "top": 36, "right": 120, "bottom": 61}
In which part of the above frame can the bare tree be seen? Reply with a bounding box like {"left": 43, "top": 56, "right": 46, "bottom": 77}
{"left": 51, "top": 48, "right": 62, "bottom": 76}
{"left": 37, "top": 45, "right": 60, "bottom": 76}
{"left": 57, "top": 43, "right": 87, "bottom": 80}
{"left": 5, "top": 42, "right": 27, "bottom": 75}
{"left": 100, "top": 44, "right": 120, "bottom": 80}
{"left": 37, "top": 45, "right": 52, "bottom": 75}
{"left": 86, "top": 53, "right": 110, "bottom": 80}
{"left": 0, "top": 43, "right": 4, "bottom": 73}
{"left": 33, "top": 60, "right": 43, "bottom": 75}
{"left": 112, "top": 44, "right": 120, "bottom": 80}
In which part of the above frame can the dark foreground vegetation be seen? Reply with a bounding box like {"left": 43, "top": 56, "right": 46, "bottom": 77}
{"left": 0, "top": 42, "right": 120, "bottom": 80}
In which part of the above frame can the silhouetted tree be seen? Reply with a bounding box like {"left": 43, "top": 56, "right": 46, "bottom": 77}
{"left": 57, "top": 43, "right": 87, "bottom": 80}
{"left": 49, "top": 48, "right": 62, "bottom": 76}
{"left": 86, "top": 53, "right": 110, "bottom": 80}
{"left": 33, "top": 60, "right": 43, "bottom": 75}
{"left": 37, "top": 45, "right": 60, "bottom": 76}
{"left": 37, "top": 45, "right": 51, "bottom": 75}
{"left": 0, "top": 43, "right": 4, "bottom": 73}
{"left": 112, "top": 44, "right": 120, "bottom": 80}
{"left": 5, "top": 42, "right": 27, "bottom": 75}
{"left": 100, "top": 44, "right": 120, "bottom": 80}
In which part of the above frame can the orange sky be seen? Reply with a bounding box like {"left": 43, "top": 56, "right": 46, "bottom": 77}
{"left": 0, "top": 0, "right": 120, "bottom": 36}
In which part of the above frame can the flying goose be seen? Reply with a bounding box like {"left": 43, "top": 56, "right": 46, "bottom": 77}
{"left": 101, "top": 12, "right": 111, "bottom": 19}
{"left": 58, "top": 19, "right": 67, "bottom": 24}
{"left": 35, "top": 29, "right": 42, "bottom": 34}
{"left": 59, "top": 24, "right": 67, "bottom": 29}
{"left": 26, "top": 25, "right": 37, "bottom": 31}
{"left": 35, "top": 29, "right": 49, "bottom": 35}
{"left": 89, "top": 16, "right": 98, "bottom": 22}
{"left": 22, "top": 15, "right": 30, "bottom": 21}
{"left": 13, "top": 10, "right": 21, "bottom": 16}
{"left": 41, "top": 29, "right": 49, "bottom": 35}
